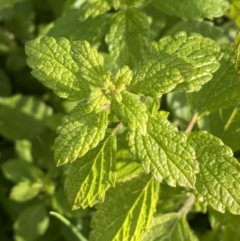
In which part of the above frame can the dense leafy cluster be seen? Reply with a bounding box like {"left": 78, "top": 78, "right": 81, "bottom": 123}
{"left": 1, "top": 0, "right": 240, "bottom": 241}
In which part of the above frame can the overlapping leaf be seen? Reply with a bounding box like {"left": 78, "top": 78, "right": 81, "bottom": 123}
{"left": 188, "top": 131, "right": 240, "bottom": 214}
{"left": 106, "top": 8, "right": 149, "bottom": 67}
{"left": 14, "top": 204, "right": 49, "bottom": 241}
{"left": 111, "top": 91, "right": 148, "bottom": 135}
{"left": 71, "top": 40, "right": 111, "bottom": 88}
{"left": 55, "top": 103, "right": 109, "bottom": 166}
{"left": 48, "top": 10, "right": 107, "bottom": 47}
{"left": 130, "top": 52, "right": 193, "bottom": 97}
{"left": 234, "top": 29, "right": 240, "bottom": 73}
{"left": 128, "top": 115, "right": 198, "bottom": 188}
{"left": 228, "top": 0, "right": 240, "bottom": 27}
{"left": 0, "top": 94, "right": 52, "bottom": 140}
{"left": 187, "top": 46, "right": 240, "bottom": 115}
{"left": 25, "top": 37, "right": 90, "bottom": 100}
{"left": 90, "top": 175, "right": 159, "bottom": 241}
{"left": 142, "top": 213, "right": 198, "bottom": 241}
{"left": 150, "top": 32, "right": 220, "bottom": 92}
{"left": 65, "top": 135, "right": 116, "bottom": 209}
{"left": 152, "top": 0, "right": 228, "bottom": 20}
{"left": 79, "top": 0, "right": 111, "bottom": 21}
{"left": 198, "top": 105, "right": 240, "bottom": 152}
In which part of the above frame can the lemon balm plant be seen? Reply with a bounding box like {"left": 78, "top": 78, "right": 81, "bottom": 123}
{"left": 24, "top": 0, "right": 240, "bottom": 240}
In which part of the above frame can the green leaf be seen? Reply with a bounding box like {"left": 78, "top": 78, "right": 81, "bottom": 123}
{"left": 10, "top": 181, "right": 42, "bottom": 202}
{"left": 152, "top": 0, "right": 229, "bottom": 20}
{"left": 0, "top": 0, "right": 26, "bottom": 9}
{"left": 71, "top": 40, "right": 111, "bottom": 88}
{"left": 15, "top": 139, "right": 32, "bottom": 162}
{"left": 1, "top": 159, "right": 43, "bottom": 183}
{"left": 48, "top": 9, "right": 108, "bottom": 47}
{"left": 25, "top": 37, "right": 90, "bottom": 101}
{"left": 187, "top": 45, "right": 240, "bottom": 116}
{"left": 79, "top": 0, "right": 111, "bottom": 21}
{"left": 188, "top": 131, "right": 240, "bottom": 214}
{"left": 0, "top": 67, "right": 12, "bottom": 96}
{"left": 198, "top": 105, "right": 240, "bottom": 152}
{"left": 142, "top": 213, "right": 198, "bottom": 241}
{"left": 86, "top": 88, "right": 110, "bottom": 113}
{"left": 210, "top": 208, "right": 240, "bottom": 234}
{"left": 111, "top": 65, "right": 132, "bottom": 91}
{"left": 0, "top": 94, "right": 52, "bottom": 140}
{"left": 64, "top": 135, "right": 116, "bottom": 209}
{"left": 55, "top": 103, "right": 109, "bottom": 166}
{"left": 111, "top": 91, "right": 148, "bottom": 135}
{"left": 228, "top": 0, "right": 240, "bottom": 27}
{"left": 150, "top": 32, "right": 221, "bottom": 92}
{"left": 14, "top": 204, "right": 49, "bottom": 241}
{"left": 128, "top": 115, "right": 198, "bottom": 188}
{"left": 234, "top": 29, "right": 240, "bottom": 73}
{"left": 130, "top": 52, "right": 193, "bottom": 97}
{"left": 90, "top": 175, "right": 159, "bottom": 241}
{"left": 106, "top": 8, "right": 149, "bottom": 67}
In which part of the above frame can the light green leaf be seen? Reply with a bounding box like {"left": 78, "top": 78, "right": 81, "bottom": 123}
{"left": 198, "top": 105, "right": 240, "bottom": 152}
{"left": 142, "top": 213, "right": 198, "bottom": 241}
{"left": 64, "top": 135, "right": 116, "bottom": 209}
{"left": 130, "top": 52, "right": 193, "bottom": 97}
{"left": 150, "top": 32, "right": 221, "bottom": 92}
{"left": 152, "top": 0, "right": 229, "bottom": 20}
{"left": 128, "top": 115, "right": 198, "bottom": 188}
{"left": 48, "top": 9, "right": 107, "bottom": 47}
{"left": 10, "top": 181, "right": 42, "bottom": 202}
{"left": 55, "top": 103, "right": 109, "bottom": 166}
{"left": 188, "top": 131, "right": 240, "bottom": 214}
{"left": 71, "top": 40, "right": 111, "bottom": 88}
{"left": 187, "top": 46, "right": 240, "bottom": 116}
{"left": 25, "top": 37, "right": 90, "bottom": 100}
{"left": 106, "top": 8, "right": 149, "bottom": 67}
{"left": 111, "top": 65, "right": 132, "bottom": 91}
{"left": 111, "top": 91, "right": 148, "bottom": 135}
{"left": 234, "top": 29, "right": 240, "bottom": 73}
{"left": 0, "top": 94, "right": 52, "bottom": 140}
{"left": 1, "top": 159, "right": 43, "bottom": 183}
{"left": 228, "top": 0, "right": 240, "bottom": 27}
{"left": 86, "top": 89, "right": 110, "bottom": 113}
{"left": 90, "top": 175, "right": 159, "bottom": 241}
{"left": 15, "top": 139, "right": 32, "bottom": 162}
{"left": 14, "top": 204, "right": 49, "bottom": 241}
{"left": 79, "top": 0, "right": 111, "bottom": 21}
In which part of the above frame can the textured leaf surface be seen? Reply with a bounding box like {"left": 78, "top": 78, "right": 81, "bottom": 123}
{"left": 14, "top": 204, "right": 49, "bottom": 241}
{"left": 111, "top": 91, "right": 148, "bottom": 134}
{"left": 0, "top": 94, "right": 52, "bottom": 140}
{"left": 188, "top": 131, "right": 240, "bottom": 214}
{"left": 187, "top": 46, "right": 240, "bottom": 115}
{"left": 65, "top": 135, "right": 116, "bottom": 209}
{"left": 128, "top": 115, "right": 197, "bottom": 188}
{"left": 55, "top": 103, "right": 109, "bottom": 166}
{"left": 71, "top": 40, "right": 111, "bottom": 88}
{"left": 48, "top": 9, "right": 107, "bottom": 47}
{"left": 152, "top": 0, "right": 228, "bottom": 20}
{"left": 234, "top": 29, "right": 240, "bottom": 73}
{"left": 142, "top": 213, "right": 198, "bottom": 241}
{"left": 79, "top": 0, "right": 111, "bottom": 21}
{"left": 90, "top": 175, "right": 159, "bottom": 241}
{"left": 25, "top": 37, "right": 90, "bottom": 100}
{"left": 130, "top": 52, "right": 193, "bottom": 97}
{"left": 198, "top": 105, "right": 240, "bottom": 152}
{"left": 106, "top": 8, "right": 149, "bottom": 67}
{"left": 150, "top": 32, "right": 220, "bottom": 92}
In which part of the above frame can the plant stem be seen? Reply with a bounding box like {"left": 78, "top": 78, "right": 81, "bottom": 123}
{"left": 49, "top": 211, "right": 88, "bottom": 241}
{"left": 185, "top": 112, "right": 198, "bottom": 133}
